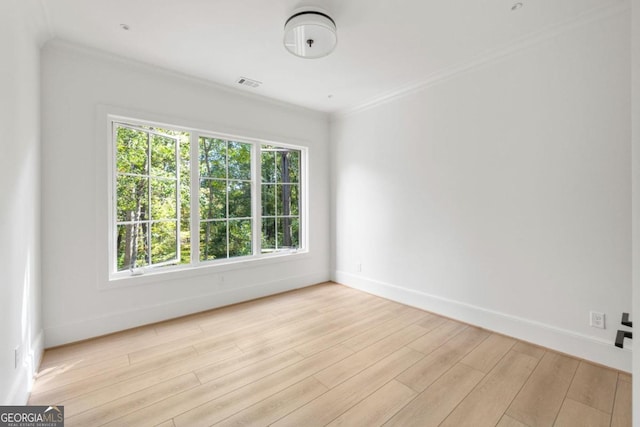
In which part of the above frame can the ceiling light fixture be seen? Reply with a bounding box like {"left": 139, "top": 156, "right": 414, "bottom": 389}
{"left": 284, "top": 8, "right": 337, "bottom": 59}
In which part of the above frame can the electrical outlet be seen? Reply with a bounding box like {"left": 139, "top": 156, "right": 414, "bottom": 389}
{"left": 14, "top": 346, "right": 21, "bottom": 369}
{"left": 590, "top": 311, "right": 605, "bottom": 329}
{"left": 356, "top": 263, "right": 362, "bottom": 273}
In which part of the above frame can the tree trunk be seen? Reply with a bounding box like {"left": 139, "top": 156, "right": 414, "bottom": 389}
{"left": 123, "top": 221, "right": 132, "bottom": 269}
{"left": 281, "top": 152, "right": 291, "bottom": 247}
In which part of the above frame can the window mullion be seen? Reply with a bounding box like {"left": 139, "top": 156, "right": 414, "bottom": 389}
{"left": 253, "top": 143, "right": 261, "bottom": 256}
{"left": 275, "top": 152, "right": 279, "bottom": 250}
{"left": 175, "top": 134, "right": 181, "bottom": 265}
{"left": 225, "top": 142, "right": 230, "bottom": 259}
{"left": 190, "top": 132, "right": 200, "bottom": 264}
{"left": 301, "top": 148, "right": 307, "bottom": 251}
{"left": 147, "top": 132, "right": 152, "bottom": 267}
{"left": 110, "top": 123, "right": 118, "bottom": 274}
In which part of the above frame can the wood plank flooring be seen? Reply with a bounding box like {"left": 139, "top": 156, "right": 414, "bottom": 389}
{"left": 29, "top": 282, "right": 631, "bottom": 426}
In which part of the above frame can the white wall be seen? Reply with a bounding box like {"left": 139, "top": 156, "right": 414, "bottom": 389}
{"left": 0, "top": 0, "right": 48, "bottom": 404}
{"left": 631, "top": 0, "right": 639, "bottom": 424}
{"left": 41, "top": 42, "right": 330, "bottom": 347}
{"left": 331, "top": 7, "right": 631, "bottom": 371}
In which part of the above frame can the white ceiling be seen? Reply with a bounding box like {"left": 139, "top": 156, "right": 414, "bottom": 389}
{"left": 41, "top": 0, "right": 613, "bottom": 113}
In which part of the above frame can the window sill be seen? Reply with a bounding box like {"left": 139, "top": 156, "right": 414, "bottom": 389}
{"left": 101, "top": 250, "right": 310, "bottom": 290}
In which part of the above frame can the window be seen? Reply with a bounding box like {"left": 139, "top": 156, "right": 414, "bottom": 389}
{"left": 261, "top": 146, "right": 301, "bottom": 252}
{"left": 199, "top": 138, "right": 253, "bottom": 260}
{"left": 110, "top": 117, "right": 306, "bottom": 278}
{"left": 114, "top": 124, "right": 190, "bottom": 271}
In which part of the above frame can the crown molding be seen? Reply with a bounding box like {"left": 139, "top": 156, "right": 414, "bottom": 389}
{"left": 331, "top": 0, "right": 630, "bottom": 121}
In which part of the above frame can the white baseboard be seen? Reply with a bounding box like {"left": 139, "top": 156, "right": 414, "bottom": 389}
{"left": 30, "top": 330, "right": 44, "bottom": 378}
{"left": 4, "top": 329, "right": 44, "bottom": 405}
{"left": 334, "top": 271, "right": 632, "bottom": 372}
{"left": 44, "top": 271, "right": 329, "bottom": 348}
{"left": 4, "top": 365, "right": 29, "bottom": 406}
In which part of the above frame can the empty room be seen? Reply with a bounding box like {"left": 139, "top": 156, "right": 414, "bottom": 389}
{"left": 2, "top": 0, "right": 639, "bottom": 425}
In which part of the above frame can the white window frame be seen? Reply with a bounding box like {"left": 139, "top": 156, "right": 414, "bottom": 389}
{"left": 111, "top": 123, "right": 182, "bottom": 273}
{"left": 260, "top": 146, "right": 303, "bottom": 253}
{"left": 107, "top": 114, "right": 309, "bottom": 282}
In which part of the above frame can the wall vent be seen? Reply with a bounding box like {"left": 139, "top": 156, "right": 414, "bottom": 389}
{"left": 236, "top": 77, "right": 262, "bottom": 88}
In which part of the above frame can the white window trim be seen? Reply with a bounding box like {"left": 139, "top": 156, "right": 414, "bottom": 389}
{"left": 106, "top": 113, "right": 309, "bottom": 284}
{"left": 111, "top": 123, "right": 182, "bottom": 274}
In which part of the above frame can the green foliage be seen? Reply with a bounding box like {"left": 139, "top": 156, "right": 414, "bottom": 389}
{"left": 117, "top": 223, "right": 148, "bottom": 269}
{"left": 278, "top": 217, "right": 299, "bottom": 248}
{"left": 229, "top": 181, "right": 251, "bottom": 218}
{"left": 277, "top": 150, "right": 299, "bottom": 183}
{"left": 117, "top": 127, "right": 148, "bottom": 174}
{"left": 261, "top": 218, "right": 276, "bottom": 250}
{"left": 277, "top": 184, "right": 299, "bottom": 216}
{"left": 198, "top": 137, "right": 253, "bottom": 261}
{"left": 228, "top": 142, "right": 251, "bottom": 180}
{"left": 116, "top": 176, "right": 148, "bottom": 221}
{"left": 229, "top": 220, "right": 252, "bottom": 257}
{"left": 200, "top": 138, "right": 226, "bottom": 179}
{"left": 151, "top": 178, "right": 177, "bottom": 220}
{"left": 261, "top": 184, "right": 276, "bottom": 216}
{"left": 261, "top": 150, "right": 276, "bottom": 183}
{"left": 151, "top": 221, "right": 177, "bottom": 263}
{"left": 199, "top": 221, "right": 226, "bottom": 261}
{"left": 150, "top": 135, "right": 177, "bottom": 177}
{"left": 199, "top": 179, "right": 225, "bottom": 219}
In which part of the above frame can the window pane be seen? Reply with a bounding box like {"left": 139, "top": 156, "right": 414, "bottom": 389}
{"left": 179, "top": 226, "right": 190, "bottom": 265}
{"left": 199, "top": 179, "right": 226, "bottom": 219}
{"left": 278, "top": 217, "right": 299, "bottom": 249}
{"left": 116, "top": 176, "right": 149, "bottom": 222}
{"left": 260, "top": 146, "right": 302, "bottom": 254}
{"left": 151, "top": 178, "right": 177, "bottom": 220}
{"left": 151, "top": 221, "right": 177, "bottom": 264}
{"left": 276, "top": 150, "right": 299, "bottom": 183}
{"left": 228, "top": 141, "right": 251, "bottom": 180}
{"left": 200, "top": 221, "right": 226, "bottom": 261}
{"left": 261, "top": 184, "right": 276, "bottom": 216}
{"left": 137, "top": 223, "right": 150, "bottom": 267}
{"left": 286, "top": 150, "right": 300, "bottom": 183}
{"left": 261, "top": 149, "right": 276, "bottom": 183}
{"left": 116, "top": 126, "right": 148, "bottom": 175}
{"left": 276, "top": 184, "right": 299, "bottom": 216}
{"left": 150, "top": 134, "right": 177, "bottom": 178}
{"left": 179, "top": 137, "right": 191, "bottom": 265}
{"left": 199, "top": 137, "right": 226, "bottom": 179}
{"left": 229, "top": 220, "right": 252, "bottom": 258}
{"left": 228, "top": 181, "right": 251, "bottom": 218}
{"left": 116, "top": 223, "right": 149, "bottom": 270}
{"left": 290, "top": 184, "right": 299, "bottom": 216}
{"left": 261, "top": 218, "right": 276, "bottom": 252}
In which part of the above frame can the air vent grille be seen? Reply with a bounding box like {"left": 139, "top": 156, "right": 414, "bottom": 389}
{"left": 237, "top": 77, "right": 262, "bottom": 88}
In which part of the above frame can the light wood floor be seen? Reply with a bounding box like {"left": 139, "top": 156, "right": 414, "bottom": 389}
{"left": 30, "top": 282, "right": 631, "bottom": 427}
